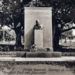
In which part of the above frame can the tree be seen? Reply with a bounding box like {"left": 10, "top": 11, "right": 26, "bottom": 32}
{"left": 1, "top": 0, "right": 24, "bottom": 48}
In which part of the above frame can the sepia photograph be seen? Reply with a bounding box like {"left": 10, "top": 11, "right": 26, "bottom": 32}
{"left": 0, "top": 0, "right": 75, "bottom": 75}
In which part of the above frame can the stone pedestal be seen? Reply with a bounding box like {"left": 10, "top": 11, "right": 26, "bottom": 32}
{"left": 34, "top": 29, "right": 43, "bottom": 48}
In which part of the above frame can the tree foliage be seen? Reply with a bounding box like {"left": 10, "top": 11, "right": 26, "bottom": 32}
{"left": 0, "top": 0, "right": 24, "bottom": 47}
{"left": 0, "top": 0, "right": 75, "bottom": 48}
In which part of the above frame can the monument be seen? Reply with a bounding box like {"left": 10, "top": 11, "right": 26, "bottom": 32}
{"left": 24, "top": 7, "right": 53, "bottom": 51}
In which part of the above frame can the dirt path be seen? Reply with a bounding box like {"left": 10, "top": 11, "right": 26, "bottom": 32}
{"left": 0, "top": 62, "right": 74, "bottom": 75}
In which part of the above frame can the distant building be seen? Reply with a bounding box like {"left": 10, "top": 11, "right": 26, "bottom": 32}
{"left": 59, "top": 22, "right": 75, "bottom": 48}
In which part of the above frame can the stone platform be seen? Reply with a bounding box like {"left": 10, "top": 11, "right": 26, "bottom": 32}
{"left": 0, "top": 51, "right": 75, "bottom": 58}
{"left": 0, "top": 56, "right": 75, "bottom": 62}
{"left": 0, "top": 51, "right": 62, "bottom": 57}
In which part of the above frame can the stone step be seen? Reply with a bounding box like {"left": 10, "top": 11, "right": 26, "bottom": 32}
{"left": 26, "top": 52, "right": 62, "bottom": 57}
{"left": 0, "top": 51, "right": 26, "bottom": 57}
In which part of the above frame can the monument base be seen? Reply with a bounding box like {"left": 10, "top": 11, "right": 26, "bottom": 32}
{"left": 26, "top": 52, "right": 62, "bottom": 57}
{"left": 0, "top": 51, "right": 75, "bottom": 57}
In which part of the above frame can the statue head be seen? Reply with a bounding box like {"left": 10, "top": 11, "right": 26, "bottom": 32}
{"left": 34, "top": 19, "right": 41, "bottom": 29}
{"left": 35, "top": 20, "right": 40, "bottom": 26}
